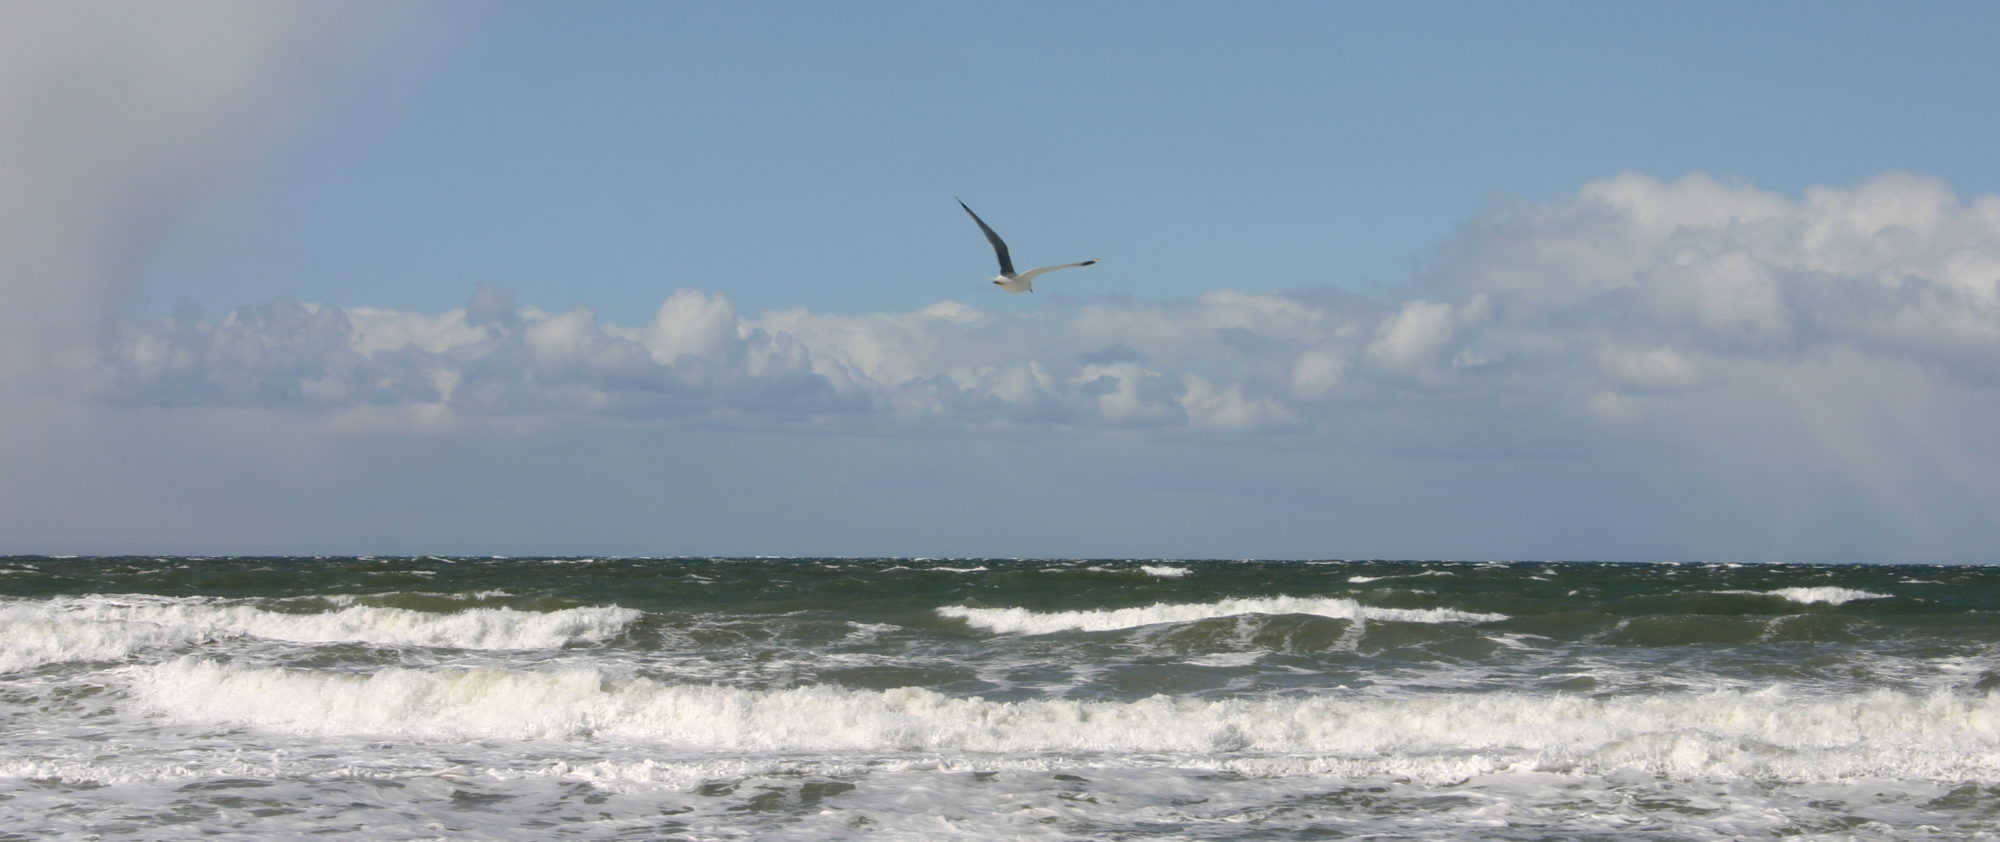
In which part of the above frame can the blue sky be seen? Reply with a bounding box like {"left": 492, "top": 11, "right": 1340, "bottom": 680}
{"left": 7, "top": 1, "right": 2000, "bottom": 561}
{"left": 144, "top": 2, "right": 2000, "bottom": 320}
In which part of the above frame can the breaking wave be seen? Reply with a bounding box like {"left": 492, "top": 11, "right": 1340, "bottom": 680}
{"left": 0, "top": 595, "right": 641, "bottom": 670}
{"left": 1761, "top": 587, "right": 1893, "bottom": 606}
{"left": 131, "top": 659, "right": 2000, "bottom": 782}
{"left": 937, "top": 596, "right": 1506, "bottom": 634}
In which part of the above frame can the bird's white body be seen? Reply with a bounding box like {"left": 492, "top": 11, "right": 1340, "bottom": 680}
{"left": 958, "top": 198, "right": 1096, "bottom": 293}
{"left": 992, "top": 261, "right": 1097, "bottom": 293}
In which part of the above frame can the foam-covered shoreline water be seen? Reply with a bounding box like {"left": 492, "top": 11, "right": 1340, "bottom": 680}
{"left": 6, "top": 556, "right": 2000, "bottom": 841}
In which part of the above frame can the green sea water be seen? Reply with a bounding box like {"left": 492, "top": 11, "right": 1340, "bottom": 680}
{"left": 3, "top": 556, "right": 1999, "bottom": 839}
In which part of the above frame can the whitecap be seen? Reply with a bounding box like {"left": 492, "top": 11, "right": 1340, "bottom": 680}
{"left": 935, "top": 596, "right": 1506, "bottom": 634}
{"left": 0, "top": 614, "right": 207, "bottom": 673}
{"left": 1757, "top": 587, "right": 1892, "bottom": 606}
{"left": 129, "top": 660, "right": 2000, "bottom": 784}
{"left": 0, "top": 595, "right": 641, "bottom": 670}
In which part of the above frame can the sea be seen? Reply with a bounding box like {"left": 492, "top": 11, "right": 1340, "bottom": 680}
{"left": 2, "top": 556, "right": 1998, "bottom": 841}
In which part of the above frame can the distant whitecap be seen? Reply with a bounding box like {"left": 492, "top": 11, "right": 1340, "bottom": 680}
{"left": 936, "top": 596, "right": 1505, "bottom": 635}
{"left": 1761, "top": 587, "right": 1892, "bottom": 606}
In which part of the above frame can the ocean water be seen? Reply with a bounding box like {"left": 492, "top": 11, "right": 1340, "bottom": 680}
{"left": 3, "top": 557, "right": 1999, "bottom": 840}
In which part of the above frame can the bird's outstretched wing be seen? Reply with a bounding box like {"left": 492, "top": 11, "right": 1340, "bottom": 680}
{"left": 957, "top": 198, "right": 1015, "bottom": 276}
{"left": 1012, "top": 260, "right": 1098, "bottom": 284}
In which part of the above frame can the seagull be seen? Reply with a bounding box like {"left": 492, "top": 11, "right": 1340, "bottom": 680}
{"left": 957, "top": 198, "right": 1096, "bottom": 293}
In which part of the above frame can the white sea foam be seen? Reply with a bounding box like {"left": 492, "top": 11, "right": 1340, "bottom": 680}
{"left": 1139, "top": 565, "right": 1191, "bottom": 578}
{"left": 1348, "top": 571, "right": 1454, "bottom": 584}
{"left": 130, "top": 659, "right": 2000, "bottom": 782}
{"left": 0, "top": 595, "right": 641, "bottom": 670}
{"left": 937, "top": 596, "right": 1506, "bottom": 634}
{"left": 1760, "top": 587, "right": 1893, "bottom": 605}
{"left": 1487, "top": 633, "right": 1544, "bottom": 650}
{"left": 0, "top": 615, "right": 206, "bottom": 673}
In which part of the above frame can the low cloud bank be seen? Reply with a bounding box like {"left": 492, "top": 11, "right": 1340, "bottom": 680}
{"left": 92, "top": 173, "right": 2000, "bottom": 439}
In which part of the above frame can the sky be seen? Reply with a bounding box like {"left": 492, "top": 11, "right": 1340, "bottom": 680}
{"left": 5, "top": 1, "right": 2000, "bottom": 562}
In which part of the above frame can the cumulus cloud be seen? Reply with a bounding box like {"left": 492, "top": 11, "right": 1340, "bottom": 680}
{"left": 80, "top": 171, "right": 2000, "bottom": 444}
{"left": 1434, "top": 171, "right": 2000, "bottom": 360}
{"left": 1364, "top": 296, "right": 1490, "bottom": 382}
{"left": 97, "top": 288, "right": 1345, "bottom": 432}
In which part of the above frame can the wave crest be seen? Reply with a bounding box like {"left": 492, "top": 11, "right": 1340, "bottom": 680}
{"left": 0, "top": 595, "right": 641, "bottom": 670}
{"left": 1763, "top": 587, "right": 1892, "bottom": 606}
{"left": 130, "top": 659, "right": 2000, "bottom": 782}
{"left": 937, "top": 596, "right": 1505, "bottom": 634}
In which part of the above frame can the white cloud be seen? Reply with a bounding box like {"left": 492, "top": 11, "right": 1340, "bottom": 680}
{"left": 79, "top": 171, "right": 2000, "bottom": 447}
{"left": 1072, "top": 361, "right": 1176, "bottom": 426}
{"left": 1364, "top": 296, "right": 1489, "bottom": 381}
{"left": 643, "top": 290, "right": 743, "bottom": 366}
{"left": 1177, "top": 374, "right": 1299, "bottom": 432}
{"left": 1653, "top": 250, "right": 1793, "bottom": 342}
{"left": 1580, "top": 171, "right": 1789, "bottom": 236}
{"left": 93, "top": 289, "right": 1358, "bottom": 433}
{"left": 1288, "top": 349, "right": 1345, "bottom": 400}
